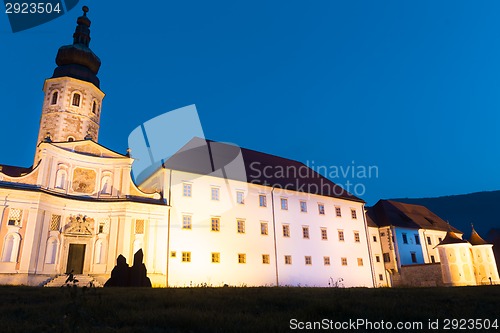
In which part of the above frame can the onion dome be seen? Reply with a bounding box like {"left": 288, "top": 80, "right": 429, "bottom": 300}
{"left": 51, "top": 6, "right": 101, "bottom": 88}
{"left": 469, "top": 225, "right": 489, "bottom": 245}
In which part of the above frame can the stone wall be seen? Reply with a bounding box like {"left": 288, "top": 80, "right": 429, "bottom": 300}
{"left": 393, "top": 263, "right": 444, "bottom": 287}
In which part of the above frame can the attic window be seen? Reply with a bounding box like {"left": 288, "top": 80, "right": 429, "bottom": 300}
{"left": 72, "top": 93, "right": 81, "bottom": 107}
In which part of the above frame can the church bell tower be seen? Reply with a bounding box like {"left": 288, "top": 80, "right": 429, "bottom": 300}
{"left": 34, "top": 6, "right": 105, "bottom": 165}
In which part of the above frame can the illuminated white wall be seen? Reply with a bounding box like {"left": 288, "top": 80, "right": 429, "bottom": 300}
{"left": 368, "top": 226, "right": 390, "bottom": 287}
{"left": 160, "top": 169, "right": 374, "bottom": 288}
{"left": 438, "top": 243, "right": 476, "bottom": 286}
{"left": 470, "top": 244, "right": 499, "bottom": 285}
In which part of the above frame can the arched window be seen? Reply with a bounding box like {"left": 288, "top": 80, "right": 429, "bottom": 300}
{"left": 67, "top": 136, "right": 75, "bottom": 142}
{"left": 51, "top": 91, "right": 58, "bottom": 105}
{"left": 44, "top": 237, "right": 58, "bottom": 264}
{"left": 1, "top": 233, "right": 21, "bottom": 263}
{"left": 94, "top": 239, "right": 106, "bottom": 264}
{"left": 72, "top": 93, "right": 81, "bottom": 107}
{"left": 92, "top": 101, "right": 97, "bottom": 114}
{"left": 55, "top": 169, "right": 67, "bottom": 189}
{"left": 100, "top": 175, "right": 112, "bottom": 195}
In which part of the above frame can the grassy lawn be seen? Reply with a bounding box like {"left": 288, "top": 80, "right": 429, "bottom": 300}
{"left": 0, "top": 285, "right": 498, "bottom": 332}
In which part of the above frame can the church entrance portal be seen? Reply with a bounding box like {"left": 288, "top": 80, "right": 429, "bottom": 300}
{"left": 66, "top": 244, "right": 86, "bottom": 274}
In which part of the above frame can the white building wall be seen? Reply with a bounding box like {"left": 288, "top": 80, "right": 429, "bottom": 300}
{"left": 164, "top": 169, "right": 373, "bottom": 288}
{"left": 419, "top": 229, "right": 447, "bottom": 263}
{"left": 470, "top": 245, "right": 500, "bottom": 285}
{"left": 438, "top": 243, "right": 476, "bottom": 286}
{"left": 368, "top": 226, "right": 389, "bottom": 287}
{"left": 166, "top": 170, "right": 276, "bottom": 287}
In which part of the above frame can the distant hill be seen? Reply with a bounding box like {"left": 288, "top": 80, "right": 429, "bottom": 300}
{"left": 390, "top": 190, "right": 500, "bottom": 239}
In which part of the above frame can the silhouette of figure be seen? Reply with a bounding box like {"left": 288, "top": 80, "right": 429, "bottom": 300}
{"left": 130, "top": 249, "right": 152, "bottom": 287}
{"left": 104, "top": 254, "right": 130, "bottom": 287}
{"left": 104, "top": 250, "right": 152, "bottom": 287}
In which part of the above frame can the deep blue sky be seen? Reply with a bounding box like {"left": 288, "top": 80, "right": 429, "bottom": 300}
{"left": 1, "top": 1, "right": 500, "bottom": 205}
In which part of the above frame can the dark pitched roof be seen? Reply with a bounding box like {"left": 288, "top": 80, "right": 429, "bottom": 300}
{"left": 367, "top": 200, "right": 461, "bottom": 233}
{"left": 437, "top": 231, "right": 468, "bottom": 246}
{"left": 161, "top": 137, "right": 363, "bottom": 202}
{"left": 0, "top": 164, "right": 32, "bottom": 177}
{"left": 469, "top": 228, "right": 489, "bottom": 245}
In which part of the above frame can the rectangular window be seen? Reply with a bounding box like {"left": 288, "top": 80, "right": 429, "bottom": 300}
{"left": 182, "top": 252, "right": 191, "bottom": 262}
{"left": 259, "top": 194, "right": 267, "bottom": 207}
{"left": 427, "top": 236, "right": 432, "bottom": 245}
{"left": 236, "top": 191, "right": 245, "bottom": 204}
{"left": 170, "top": 251, "right": 177, "bottom": 258}
{"left": 98, "top": 223, "right": 105, "bottom": 234}
{"left": 323, "top": 256, "right": 331, "bottom": 266}
{"left": 351, "top": 209, "right": 357, "bottom": 219}
{"left": 305, "top": 256, "right": 312, "bottom": 265}
{"left": 402, "top": 233, "right": 408, "bottom": 244}
{"left": 260, "top": 222, "right": 268, "bottom": 235}
{"left": 411, "top": 252, "right": 417, "bottom": 263}
{"left": 430, "top": 255, "right": 436, "bottom": 263}
{"left": 284, "top": 255, "right": 292, "bottom": 265}
{"left": 341, "top": 257, "right": 348, "bottom": 266}
{"left": 357, "top": 258, "right": 364, "bottom": 266}
{"left": 375, "top": 255, "right": 381, "bottom": 263}
{"left": 302, "top": 226, "right": 310, "bottom": 239}
{"left": 211, "top": 217, "right": 220, "bottom": 232}
{"left": 183, "top": 183, "right": 192, "bottom": 197}
{"left": 282, "top": 224, "right": 290, "bottom": 238}
{"left": 380, "top": 232, "right": 385, "bottom": 237}
{"left": 335, "top": 206, "right": 342, "bottom": 217}
{"left": 50, "top": 214, "right": 61, "bottom": 231}
{"left": 7, "top": 208, "right": 22, "bottom": 227}
{"left": 379, "top": 274, "right": 384, "bottom": 281}
{"left": 238, "top": 253, "right": 246, "bottom": 264}
{"left": 321, "top": 228, "right": 328, "bottom": 240}
{"left": 237, "top": 220, "right": 245, "bottom": 234}
{"left": 182, "top": 215, "right": 192, "bottom": 230}
{"left": 135, "top": 219, "right": 145, "bottom": 234}
{"left": 280, "top": 198, "right": 288, "bottom": 210}
{"left": 383, "top": 253, "right": 391, "bottom": 263}
{"left": 354, "top": 231, "right": 360, "bottom": 243}
{"left": 300, "top": 201, "right": 307, "bottom": 213}
{"left": 338, "top": 230, "right": 344, "bottom": 241}
{"left": 414, "top": 234, "right": 420, "bottom": 245}
{"left": 211, "top": 187, "right": 220, "bottom": 201}
{"left": 212, "top": 252, "right": 220, "bottom": 263}
{"left": 262, "top": 254, "right": 270, "bottom": 264}
{"left": 318, "top": 203, "right": 325, "bottom": 215}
